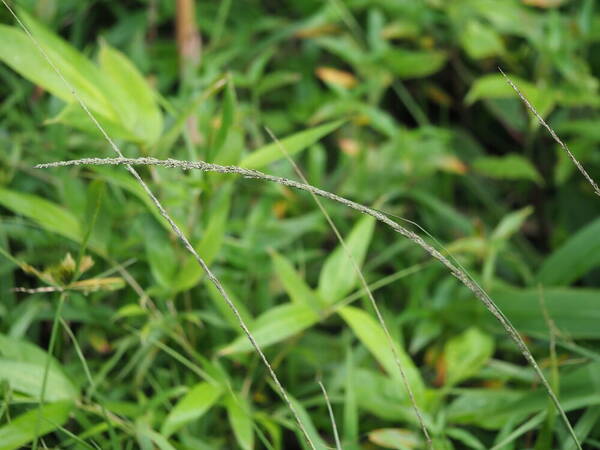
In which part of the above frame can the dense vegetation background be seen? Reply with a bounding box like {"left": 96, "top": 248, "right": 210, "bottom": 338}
{"left": 1, "top": 0, "right": 599, "bottom": 448}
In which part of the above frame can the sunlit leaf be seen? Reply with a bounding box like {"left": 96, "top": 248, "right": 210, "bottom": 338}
{"left": 368, "top": 428, "right": 423, "bottom": 449}
{"left": 0, "top": 188, "right": 82, "bottom": 244}
{"left": 220, "top": 303, "right": 320, "bottom": 354}
{"left": 382, "top": 49, "right": 447, "bottom": 79}
{"left": 473, "top": 155, "right": 542, "bottom": 184}
{"left": 0, "top": 334, "right": 77, "bottom": 401}
{"left": 271, "top": 251, "right": 323, "bottom": 312}
{"left": 99, "top": 42, "right": 163, "bottom": 144}
{"left": 318, "top": 216, "right": 375, "bottom": 304}
{"left": 0, "top": 401, "right": 73, "bottom": 450}
{"left": 339, "top": 306, "right": 425, "bottom": 399}
{"left": 444, "top": 327, "right": 495, "bottom": 386}
{"left": 161, "top": 382, "right": 223, "bottom": 437}
{"left": 225, "top": 394, "right": 254, "bottom": 450}
{"left": 239, "top": 120, "right": 344, "bottom": 169}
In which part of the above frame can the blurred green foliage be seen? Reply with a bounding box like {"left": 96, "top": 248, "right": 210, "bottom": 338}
{"left": 0, "top": 0, "right": 599, "bottom": 448}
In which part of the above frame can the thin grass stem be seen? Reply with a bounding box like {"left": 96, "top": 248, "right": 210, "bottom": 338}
{"left": 500, "top": 68, "right": 600, "bottom": 197}
{"left": 317, "top": 380, "right": 342, "bottom": 450}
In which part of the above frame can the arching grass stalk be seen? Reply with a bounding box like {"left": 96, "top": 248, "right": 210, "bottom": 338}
{"left": 266, "top": 127, "right": 433, "bottom": 447}
{"left": 36, "top": 155, "right": 582, "bottom": 450}
{"left": 0, "top": 2, "right": 317, "bottom": 447}
{"left": 500, "top": 68, "right": 600, "bottom": 197}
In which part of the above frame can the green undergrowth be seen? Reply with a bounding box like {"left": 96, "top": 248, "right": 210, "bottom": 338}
{"left": 0, "top": 1, "right": 599, "bottom": 449}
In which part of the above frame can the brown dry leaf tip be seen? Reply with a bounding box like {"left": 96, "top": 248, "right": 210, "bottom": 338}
{"left": 499, "top": 67, "right": 600, "bottom": 198}
{"left": 522, "top": 0, "right": 567, "bottom": 8}
{"left": 295, "top": 24, "right": 340, "bottom": 38}
{"left": 315, "top": 67, "right": 358, "bottom": 88}
{"left": 338, "top": 138, "right": 360, "bottom": 156}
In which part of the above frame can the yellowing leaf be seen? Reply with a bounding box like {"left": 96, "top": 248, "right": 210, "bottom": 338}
{"left": 368, "top": 428, "right": 423, "bottom": 449}
{"left": 315, "top": 66, "right": 358, "bottom": 88}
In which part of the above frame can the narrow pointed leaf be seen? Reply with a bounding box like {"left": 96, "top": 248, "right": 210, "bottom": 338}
{"left": 221, "top": 303, "right": 320, "bottom": 355}
{"left": 161, "top": 382, "right": 223, "bottom": 437}
{"left": 339, "top": 306, "right": 424, "bottom": 399}
{"left": 318, "top": 216, "right": 375, "bottom": 304}
{"left": 239, "top": 120, "right": 344, "bottom": 169}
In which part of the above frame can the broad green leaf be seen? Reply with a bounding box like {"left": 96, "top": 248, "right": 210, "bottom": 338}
{"left": 352, "top": 369, "right": 427, "bottom": 424}
{"left": 368, "top": 428, "right": 423, "bottom": 449}
{"left": 339, "top": 306, "right": 425, "bottom": 399}
{"left": 271, "top": 251, "right": 323, "bottom": 312}
{"left": 0, "top": 188, "right": 82, "bottom": 243}
{"left": 174, "top": 187, "right": 231, "bottom": 292}
{"left": 537, "top": 217, "right": 600, "bottom": 286}
{"left": 0, "top": 360, "right": 77, "bottom": 402}
{"left": 256, "top": 71, "right": 301, "bottom": 96}
{"left": 460, "top": 21, "right": 505, "bottom": 60}
{"left": 382, "top": 48, "right": 447, "bottom": 79}
{"left": 490, "top": 206, "right": 533, "bottom": 242}
{"left": 447, "top": 389, "right": 529, "bottom": 429}
{"left": 0, "top": 401, "right": 73, "bottom": 450}
{"left": 473, "top": 155, "right": 542, "bottom": 184}
{"left": 486, "top": 285, "right": 600, "bottom": 338}
{"left": 220, "top": 303, "right": 320, "bottom": 354}
{"left": 225, "top": 394, "right": 254, "bottom": 450}
{"left": 47, "top": 101, "right": 140, "bottom": 143}
{"left": 2, "top": 12, "right": 114, "bottom": 119}
{"left": 161, "top": 382, "right": 223, "bottom": 437}
{"left": 318, "top": 216, "right": 375, "bottom": 304}
{"left": 448, "top": 362, "right": 600, "bottom": 430}
{"left": 444, "top": 327, "right": 494, "bottom": 386}
{"left": 0, "top": 334, "right": 77, "bottom": 401}
{"left": 239, "top": 120, "right": 344, "bottom": 169}
{"left": 99, "top": 42, "right": 163, "bottom": 144}
{"left": 465, "top": 74, "right": 555, "bottom": 120}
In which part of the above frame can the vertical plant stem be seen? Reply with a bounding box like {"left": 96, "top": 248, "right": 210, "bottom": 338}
{"left": 33, "top": 291, "right": 67, "bottom": 450}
